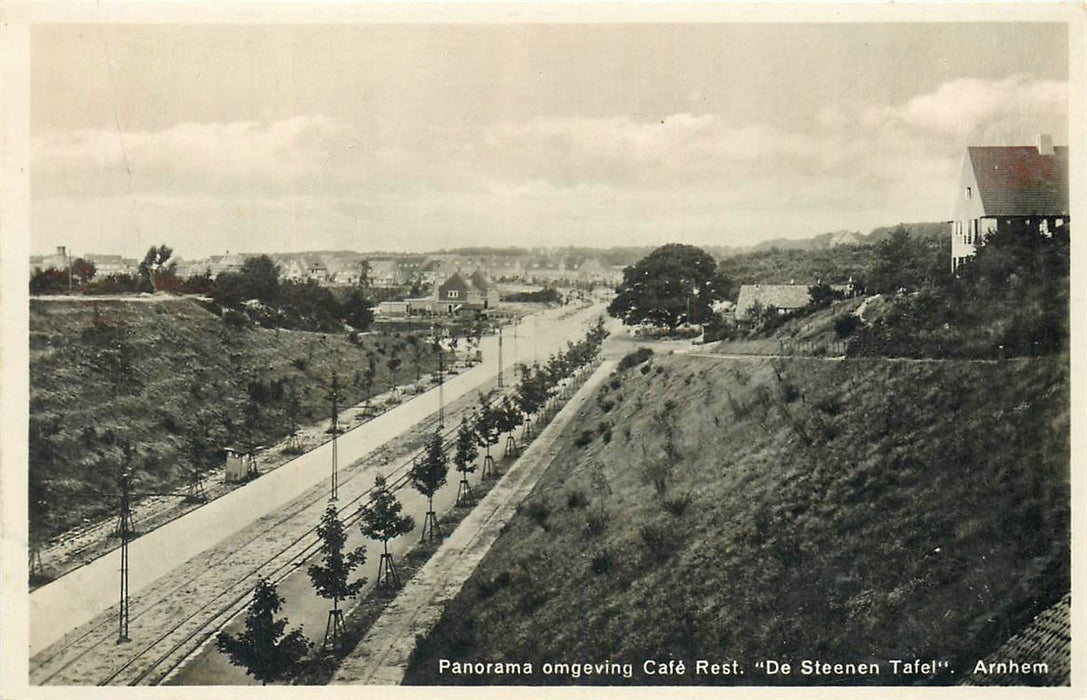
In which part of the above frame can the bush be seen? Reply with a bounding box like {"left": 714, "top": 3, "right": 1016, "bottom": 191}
{"left": 525, "top": 499, "right": 551, "bottom": 529}
{"left": 639, "top": 522, "right": 673, "bottom": 561}
{"left": 566, "top": 490, "right": 589, "bottom": 509}
{"left": 591, "top": 550, "right": 612, "bottom": 575}
{"left": 583, "top": 509, "right": 608, "bottom": 538}
{"left": 617, "top": 347, "right": 654, "bottom": 371}
{"left": 222, "top": 309, "right": 250, "bottom": 328}
{"left": 477, "top": 570, "right": 513, "bottom": 598}
{"left": 574, "top": 430, "right": 594, "bottom": 448}
{"left": 661, "top": 493, "right": 692, "bottom": 517}
{"left": 639, "top": 457, "right": 671, "bottom": 495}
{"left": 834, "top": 314, "right": 861, "bottom": 338}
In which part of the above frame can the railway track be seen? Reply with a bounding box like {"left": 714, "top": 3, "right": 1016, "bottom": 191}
{"left": 29, "top": 374, "right": 576, "bottom": 686}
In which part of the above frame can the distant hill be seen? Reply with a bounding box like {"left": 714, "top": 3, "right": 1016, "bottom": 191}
{"left": 715, "top": 222, "right": 948, "bottom": 260}
{"left": 865, "top": 221, "right": 950, "bottom": 244}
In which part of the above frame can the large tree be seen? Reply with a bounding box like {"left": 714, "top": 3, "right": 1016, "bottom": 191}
{"left": 607, "top": 243, "right": 719, "bottom": 329}
{"left": 138, "top": 244, "right": 178, "bottom": 292}
{"left": 216, "top": 577, "right": 309, "bottom": 685}
{"left": 867, "top": 225, "right": 946, "bottom": 294}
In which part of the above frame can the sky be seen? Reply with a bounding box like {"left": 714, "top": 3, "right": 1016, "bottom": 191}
{"left": 29, "top": 22, "right": 1069, "bottom": 259}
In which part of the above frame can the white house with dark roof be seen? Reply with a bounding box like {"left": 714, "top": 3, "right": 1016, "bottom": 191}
{"left": 951, "top": 134, "right": 1069, "bottom": 272}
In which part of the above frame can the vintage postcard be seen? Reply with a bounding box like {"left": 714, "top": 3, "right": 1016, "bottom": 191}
{"left": 1, "top": 3, "right": 1083, "bottom": 699}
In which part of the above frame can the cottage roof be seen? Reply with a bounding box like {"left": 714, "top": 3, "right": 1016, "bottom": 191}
{"left": 968, "top": 146, "right": 1069, "bottom": 217}
{"left": 735, "top": 284, "right": 811, "bottom": 319}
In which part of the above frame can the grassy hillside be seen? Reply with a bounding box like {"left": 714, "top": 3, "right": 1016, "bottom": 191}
{"left": 29, "top": 297, "right": 442, "bottom": 543}
{"left": 404, "top": 352, "right": 1069, "bottom": 685}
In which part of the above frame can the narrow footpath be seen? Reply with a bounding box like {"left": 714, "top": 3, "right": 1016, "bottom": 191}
{"left": 331, "top": 359, "right": 617, "bottom": 685}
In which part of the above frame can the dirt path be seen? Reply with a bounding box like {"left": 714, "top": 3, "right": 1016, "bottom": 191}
{"left": 330, "top": 360, "right": 616, "bottom": 685}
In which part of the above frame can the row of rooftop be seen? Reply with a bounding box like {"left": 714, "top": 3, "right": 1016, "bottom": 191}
{"left": 29, "top": 250, "right": 626, "bottom": 288}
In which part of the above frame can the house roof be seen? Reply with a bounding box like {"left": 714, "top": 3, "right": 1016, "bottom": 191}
{"left": 968, "top": 146, "right": 1069, "bottom": 217}
{"left": 469, "top": 269, "right": 492, "bottom": 292}
{"left": 960, "top": 593, "right": 1069, "bottom": 686}
{"left": 735, "top": 284, "right": 811, "bottom": 319}
{"left": 439, "top": 272, "right": 470, "bottom": 291}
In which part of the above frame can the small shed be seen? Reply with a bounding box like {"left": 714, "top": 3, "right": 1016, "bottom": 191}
{"left": 224, "top": 447, "right": 256, "bottom": 483}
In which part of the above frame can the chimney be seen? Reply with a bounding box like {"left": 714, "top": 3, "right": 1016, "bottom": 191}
{"left": 1037, "top": 133, "right": 1054, "bottom": 156}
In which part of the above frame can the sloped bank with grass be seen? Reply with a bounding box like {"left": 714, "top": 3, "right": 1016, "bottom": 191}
{"left": 29, "top": 296, "right": 442, "bottom": 552}
{"left": 403, "top": 351, "right": 1069, "bottom": 686}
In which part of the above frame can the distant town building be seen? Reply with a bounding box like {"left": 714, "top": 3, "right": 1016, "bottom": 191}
{"left": 951, "top": 134, "right": 1069, "bottom": 272}
{"left": 85, "top": 253, "right": 139, "bottom": 277}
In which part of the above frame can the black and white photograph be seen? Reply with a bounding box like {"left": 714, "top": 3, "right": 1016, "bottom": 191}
{"left": 0, "top": 3, "right": 1082, "bottom": 696}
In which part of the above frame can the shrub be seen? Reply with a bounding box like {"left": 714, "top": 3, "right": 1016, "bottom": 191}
{"left": 834, "top": 314, "right": 861, "bottom": 338}
{"left": 525, "top": 499, "right": 551, "bottom": 529}
{"left": 661, "top": 493, "right": 692, "bottom": 517}
{"left": 617, "top": 347, "right": 654, "bottom": 371}
{"left": 477, "top": 570, "right": 513, "bottom": 599}
{"left": 639, "top": 523, "right": 673, "bottom": 561}
{"left": 583, "top": 509, "right": 608, "bottom": 538}
{"left": 222, "top": 309, "right": 250, "bottom": 328}
{"left": 591, "top": 550, "right": 613, "bottom": 575}
{"left": 639, "top": 457, "right": 671, "bottom": 495}
{"left": 574, "top": 430, "right": 594, "bottom": 448}
{"left": 566, "top": 490, "right": 589, "bottom": 509}
{"left": 780, "top": 382, "right": 801, "bottom": 403}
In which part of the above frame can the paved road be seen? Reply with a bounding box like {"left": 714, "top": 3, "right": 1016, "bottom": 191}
{"left": 29, "top": 302, "right": 605, "bottom": 659}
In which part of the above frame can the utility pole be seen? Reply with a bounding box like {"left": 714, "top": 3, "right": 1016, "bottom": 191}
{"left": 433, "top": 329, "right": 446, "bottom": 429}
{"left": 117, "top": 470, "right": 131, "bottom": 643}
{"left": 329, "top": 373, "right": 341, "bottom": 501}
{"left": 497, "top": 324, "right": 504, "bottom": 389}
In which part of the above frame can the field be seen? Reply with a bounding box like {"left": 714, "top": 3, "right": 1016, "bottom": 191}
{"left": 404, "top": 351, "right": 1069, "bottom": 685}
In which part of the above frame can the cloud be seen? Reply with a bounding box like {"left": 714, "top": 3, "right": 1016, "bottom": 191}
{"left": 864, "top": 75, "right": 1067, "bottom": 140}
{"left": 29, "top": 74, "right": 1069, "bottom": 256}
{"left": 33, "top": 115, "right": 355, "bottom": 198}
{"left": 478, "top": 113, "right": 820, "bottom": 186}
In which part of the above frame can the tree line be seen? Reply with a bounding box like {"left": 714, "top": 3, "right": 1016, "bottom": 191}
{"left": 31, "top": 244, "right": 375, "bottom": 333}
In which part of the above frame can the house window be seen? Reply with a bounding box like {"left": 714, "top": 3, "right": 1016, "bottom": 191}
{"left": 965, "top": 186, "right": 972, "bottom": 199}
{"left": 447, "top": 290, "right": 459, "bottom": 299}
